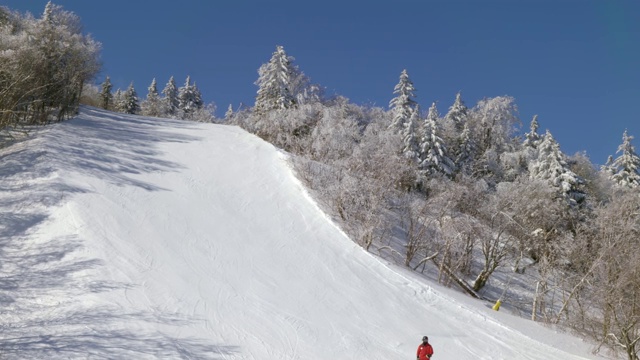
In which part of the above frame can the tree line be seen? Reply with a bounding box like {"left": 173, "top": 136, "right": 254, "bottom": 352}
{"left": 90, "top": 75, "right": 215, "bottom": 123}
{"left": 1, "top": 1, "right": 638, "bottom": 356}
{"left": 230, "top": 45, "right": 640, "bottom": 360}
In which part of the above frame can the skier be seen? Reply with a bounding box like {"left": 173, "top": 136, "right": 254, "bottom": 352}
{"left": 416, "top": 335, "right": 434, "bottom": 359}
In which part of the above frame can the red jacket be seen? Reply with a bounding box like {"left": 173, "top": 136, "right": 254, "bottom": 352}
{"left": 417, "top": 342, "right": 434, "bottom": 360}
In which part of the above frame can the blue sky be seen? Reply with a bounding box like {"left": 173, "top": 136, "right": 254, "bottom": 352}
{"left": 5, "top": 0, "right": 639, "bottom": 164}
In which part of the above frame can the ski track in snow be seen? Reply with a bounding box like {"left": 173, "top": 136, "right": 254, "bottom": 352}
{"left": 0, "top": 107, "right": 604, "bottom": 359}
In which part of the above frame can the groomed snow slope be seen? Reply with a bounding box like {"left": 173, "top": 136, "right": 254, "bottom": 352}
{"left": 0, "top": 107, "right": 601, "bottom": 359}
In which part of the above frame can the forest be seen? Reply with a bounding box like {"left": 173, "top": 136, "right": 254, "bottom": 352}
{"left": 1, "top": 3, "right": 640, "bottom": 359}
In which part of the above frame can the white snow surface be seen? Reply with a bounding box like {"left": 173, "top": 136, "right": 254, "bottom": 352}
{"left": 0, "top": 107, "right": 603, "bottom": 359}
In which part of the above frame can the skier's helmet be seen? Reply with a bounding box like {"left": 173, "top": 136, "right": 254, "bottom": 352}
{"left": 422, "top": 336, "right": 428, "bottom": 342}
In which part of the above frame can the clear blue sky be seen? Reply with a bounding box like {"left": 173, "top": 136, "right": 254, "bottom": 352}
{"left": 5, "top": 0, "right": 639, "bottom": 164}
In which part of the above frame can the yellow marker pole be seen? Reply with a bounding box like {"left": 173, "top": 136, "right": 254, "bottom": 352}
{"left": 492, "top": 299, "right": 501, "bottom": 311}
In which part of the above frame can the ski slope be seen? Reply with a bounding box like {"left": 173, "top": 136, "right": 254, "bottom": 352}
{"left": 0, "top": 107, "right": 602, "bottom": 359}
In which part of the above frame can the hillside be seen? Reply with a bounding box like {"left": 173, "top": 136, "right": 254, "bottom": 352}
{"left": 0, "top": 107, "right": 601, "bottom": 359}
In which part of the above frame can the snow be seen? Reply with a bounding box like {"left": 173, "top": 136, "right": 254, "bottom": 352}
{"left": 0, "top": 107, "right": 603, "bottom": 359}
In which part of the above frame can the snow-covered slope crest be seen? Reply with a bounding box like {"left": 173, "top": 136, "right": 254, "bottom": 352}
{"left": 0, "top": 107, "right": 600, "bottom": 359}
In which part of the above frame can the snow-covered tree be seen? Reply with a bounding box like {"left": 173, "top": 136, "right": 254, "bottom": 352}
{"left": 177, "top": 75, "right": 204, "bottom": 118}
{"left": 295, "top": 83, "right": 323, "bottom": 106}
{"left": 140, "top": 78, "right": 165, "bottom": 117}
{"left": 401, "top": 106, "right": 421, "bottom": 163}
{"left": 608, "top": 130, "right": 640, "bottom": 188}
{"left": 419, "top": 102, "right": 455, "bottom": 177}
{"left": 122, "top": 82, "right": 139, "bottom": 114}
{"left": 309, "top": 101, "right": 362, "bottom": 162}
{"left": 523, "top": 115, "right": 542, "bottom": 149}
{"left": 36, "top": 2, "right": 99, "bottom": 118}
{"left": 472, "top": 96, "right": 520, "bottom": 154}
{"left": 254, "top": 45, "right": 298, "bottom": 113}
{"left": 112, "top": 89, "right": 124, "bottom": 112}
{"left": 529, "top": 130, "right": 585, "bottom": 205}
{"left": 455, "top": 122, "right": 476, "bottom": 173}
{"left": 225, "top": 104, "right": 234, "bottom": 121}
{"left": 389, "top": 69, "right": 417, "bottom": 132}
{"left": 442, "top": 92, "right": 472, "bottom": 172}
{"left": 467, "top": 96, "right": 520, "bottom": 181}
{"left": 0, "top": 2, "right": 100, "bottom": 125}
{"left": 100, "top": 76, "right": 113, "bottom": 110}
{"left": 187, "top": 103, "right": 216, "bottom": 123}
{"left": 162, "top": 76, "right": 179, "bottom": 117}
{"left": 444, "top": 92, "right": 468, "bottom": 133}
{"left": 602, "top": 155, "right": 616, "bottom": 176}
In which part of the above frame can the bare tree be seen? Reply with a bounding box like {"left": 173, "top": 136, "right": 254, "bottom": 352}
{"left": 561, "top": 190, "right": 640, "bottom": 360}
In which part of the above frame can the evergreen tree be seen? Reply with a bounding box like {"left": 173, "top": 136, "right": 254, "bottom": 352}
{"left": 419, "top": 102, "right": 455, "bottom": 176}
{"left": 444, "top": 92, "right": 468, "bottom": 133}
{"left": 178, "top": 75, "right": 193, "bottom": 116}
{"left": 602, "top": 155, "right": 616, "bottom": 176}
{"left": 523, "top": 115, "right": 542, "bottom": 149}
{"left": 529, "top": 130, "right": 584, "bottom": 205}
{"left": 177, "top": 76, "right": 204, "bottom": 118}
{"left": 162, "top": 76, "right": 179, "bottom": 117}
{"left": 254, "top": 45, "right": 298, "bottom": 113}
{"left": 225, "top": 104, "right": 234, "bottom": 121}
{"left": 122, "top": 82, "right": 139, "bottom": 114}
{"left": 113, "top": 89, "right": 125, "bottom": 112}
{"left": 389, "top": 69, "right": 417, "bottom": 132}
{"left": 141, "top": 78, "right": 164, "bottom": 117}
{"left": 192, "top": 82, "right": 203, "bottom": 109}
{"left": 100, "top": 76, "right": 113, "bottom": 110}
{"left": 456, "top": 122, "right": 476, "bottom": 173}
{"left": 609, "top": 130, "right": 640, "bottom": 188}
{"left": 443, "top": 92, "right": 470, "bottom": 170}
{"left": 42, "top": 1, "right": 54, "bottom": 22}
{"left": 401, "top": 105, "right": 421, "bottom": 163}
{"left": 148, "top": 78, "right": 159, "bottom": 99}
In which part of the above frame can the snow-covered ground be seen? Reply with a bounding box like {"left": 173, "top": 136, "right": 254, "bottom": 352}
{"left": 0, "top": 107, "right": 603, "bottom": 359}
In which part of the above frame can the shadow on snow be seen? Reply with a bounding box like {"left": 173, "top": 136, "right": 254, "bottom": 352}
{"left": 0, "top": 108, "right": 238, "bottom": 358}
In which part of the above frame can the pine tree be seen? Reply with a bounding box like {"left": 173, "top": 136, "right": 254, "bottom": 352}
{"left": 523, "top": 115, "right": 542, "bottom": 149}
{"left": 178, "top": 76, "right": 190, "bottom": 109}
{"left": 444, "top": 92, "right": 468, "bottom": 133}
{"left": 254, "top": 45, "right": 298, "bottom": 113}
{"left": 609, "top": 130, "right": 640, "bottom": 188}
{"left": 42, "top": 1, "right": 54, "bottom": 22}
{"left": 225, "top": 104, "right": 234, "bottom": 121}
{"left": 456, "top": 122, "right": 476, "bottom": 173}
{"left": 100, "top": 76, "right": 113, "bottom": 110}
{"left": 529, "top": 130, "right": 584, "bottom": 205}
{"left": 176, "top": 76, "right": 204, "bottom": 119}
{"left": 113, "top": 89, "right": 125, "bottom": 112}
{"left": 162, "top": 76, "right": 179, "bottom": 117}
{"left": 192, "top": 82, "right": 203, "bottom": 110}
{"left": 602, "top": 155, "right": 616, "bottom": 176}
{"left": 389, "top": 69, "right": 417, "bottom": 132}
{"left": 443, "top": 92, "right": 470, "bottom": 170}
{"left": 401, "top": 106, "right": 421, "bottom": 163}
{"left": 419, "top": 102, "right": 455, "bottom": 176}
{"left": 122, "top": 82, "right": 139, "bottom": 114}
{"left": 141, "top": 78, "right": 164, "bottom": 117}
